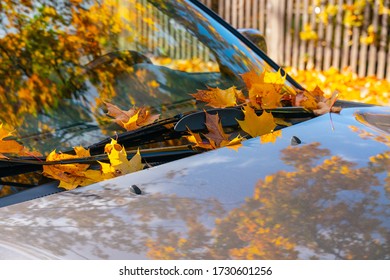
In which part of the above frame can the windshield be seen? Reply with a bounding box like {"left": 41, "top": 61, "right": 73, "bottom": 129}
{"left": 0, "top": 0, "right": 280, "bottom": 154}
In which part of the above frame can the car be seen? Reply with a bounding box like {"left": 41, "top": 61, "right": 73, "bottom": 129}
{"left": 0, "top": 0, "right": 389, "bottom": 260}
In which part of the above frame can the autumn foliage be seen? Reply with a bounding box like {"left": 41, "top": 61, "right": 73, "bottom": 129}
{"left": 288, "top": 67, "right": 390, "bottom": 106}
{"left": 43, "top": 139, "right": 144, "bottom": 190}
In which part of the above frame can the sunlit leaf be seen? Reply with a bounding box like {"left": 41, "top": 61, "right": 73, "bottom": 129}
{"left": 186, "top": 112, "right": 243, "bottom": 150}
{"left": 237, "top": 106, "right": 277, "bottom": 138}
{"left": 105, "top": 102, "right": 160, "bottom": 131}
{"left": 190, "top": 86, "right": 240, "bottom": 108}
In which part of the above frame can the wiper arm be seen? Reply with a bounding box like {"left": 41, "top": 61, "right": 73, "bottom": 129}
{"left": 0, "top": 145, "right": 198, "bottom": 178}
{"left": 87, "top": 115, "right": 184, "bottom": 154}
{"left": 0, "top": 106, "right": 314, "bottom": 178}
{"left": 174, "top": 106, "right": 315, "bottom": 132}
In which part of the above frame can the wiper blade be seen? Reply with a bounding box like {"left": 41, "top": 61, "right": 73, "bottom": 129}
{"left": 0, "top": 145, "right": 198, "bottom": 178}
{"left": 87, "top": 115, "right": 184, "bottom": 154}
{"left": 0, "top": 106, "right": 314, "bottom": 178}
{"left": 174, "top": 106, "right": 315, "bottom": 132}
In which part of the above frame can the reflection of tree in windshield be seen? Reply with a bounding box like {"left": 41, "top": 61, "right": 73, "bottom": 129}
{"left": 0, "top": 0, "right": 261, "bottom": 154}
{"left": 0, "top": 0, "right": 133, "bottom": 145}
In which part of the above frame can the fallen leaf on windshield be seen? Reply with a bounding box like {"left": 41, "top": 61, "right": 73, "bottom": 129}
{"left": 237, "top": 106, "right": 277, "bottom": 138}
{"left": 241, "top": 69, "right": 265, "bottom": 89}
{"left": 248, "top": 83, "right": 283, "bottom": 109}
{"left": 241, "top": 69, "right": 286, "bottom": 109}
{"left": 190, "top": 86, "right": 242, "bottom": 108}
{"left": 100, "top": 139, "right": 144, "bottom": 177}
{"left": 42, "top": 146, "right": 97, "bottom": 190}
{"left": 264, "top": 68, "right": 287, "bottom": 84}
{"left": 105, "top": 102, "right": 160, "bottom": 131}
{"left": 43, "top": 141, "right": 144, "bottom": 190}
{"left": 295, "top": 87, "right": 342, "bottom": 115}
{"left": 186, "top": 129, "right": 214, "bottom": 150}
{"left": 186, "top": 112, "right": 243, "bottom": 150}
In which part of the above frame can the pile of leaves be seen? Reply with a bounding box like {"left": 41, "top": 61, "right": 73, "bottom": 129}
{"left": 186, "top": 68, "right": 340, "bottom": 150}
{"left": 287, "top": 67, "right": 390, "bottom": 106}
{"left": 0, "top": 68, "right": 338, "bottom": 190}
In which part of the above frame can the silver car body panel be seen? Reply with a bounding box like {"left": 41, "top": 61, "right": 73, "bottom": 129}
{"left": 0, "top": 107, "right": 389, "bottom": 259}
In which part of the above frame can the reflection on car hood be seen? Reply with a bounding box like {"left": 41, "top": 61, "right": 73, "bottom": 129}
{"left": 0, "top": 107, "right": 389, "bottom": 260}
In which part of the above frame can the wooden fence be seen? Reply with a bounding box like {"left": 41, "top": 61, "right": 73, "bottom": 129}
{"left": 200, "top": 0, "right": 390, "bottom": 80}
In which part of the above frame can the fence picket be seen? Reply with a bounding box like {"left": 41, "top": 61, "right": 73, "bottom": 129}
{"left": 259, "top": 0, "right": 266, "bottom": 33}
{"left": 292, "top": 0, "right": 301, "bottom": 69}
{"left": 367, "top": 0, "right": 380, "bottom": 76}
{"left": 378, "top": 0, "right": 389, "bottom": 79}
{"left": 323, "top": 0, "right": 334, "bottom": 70}
{"left": 358, "top": 3, "right": 371, "bottom": 77}
{"left": 307, "top": 0, "right": 316, "bottom": 69}
{"left": 284, "top": 0, "right": 294, "bottom": 66}
{"left": 132, "top": 0, "right": 390, "bottom": 80}
{"left": 299, "top": 0, "right": 309, "bottom": 69}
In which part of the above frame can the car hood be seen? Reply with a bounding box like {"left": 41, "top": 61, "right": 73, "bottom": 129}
{"left": 0, "top": 107, "right": 389, "bottom": 259}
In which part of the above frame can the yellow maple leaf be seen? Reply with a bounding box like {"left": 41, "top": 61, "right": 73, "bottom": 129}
{"left": 237, "top": 106, "right": 277, "bottom": 138}
{"left": 264, "top": 68, "right": 287, "bottom": 84}
{"left": 295, "top": 90, "right": 318, "bottom": 110}
{"left": 43, "top": 141, "right": 144, "bottom": 190}
{"left": 190, "top": 86, "right": 240, "bottom": 108}
{"left": 102, "top": 139, "right": 144, "bottom": 177}
{"left": 43, "top": 146, "right": 97, "bottom": 190}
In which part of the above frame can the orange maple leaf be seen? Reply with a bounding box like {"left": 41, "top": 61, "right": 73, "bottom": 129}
{"left": 241, "top": 69, "right": 266, "bottom": 89}
{"left": 242, "top": 69, "right": 286, "bottom": 109}
{"left": 105, "top": 102, "right": 160, "bottom": 131}
{"left": 295, "top": 86, "right": 342, "bottom": 115}
{"left": 0, "top": 123, "right": 32, "bottom": 159}
{"left": 190, "top": 86, "right": 242, "bottom": 108}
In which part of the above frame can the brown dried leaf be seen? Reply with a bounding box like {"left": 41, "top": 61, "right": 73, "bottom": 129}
{"left": 105, "top": 102, "right": 159, "bottom": 131}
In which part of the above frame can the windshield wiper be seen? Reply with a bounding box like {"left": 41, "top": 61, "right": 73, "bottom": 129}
{"left": 0, "top": 106, "right": 315, "bottom": 178}
{"left": 173, "top": 106, "right": 315, "bottom": 132}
